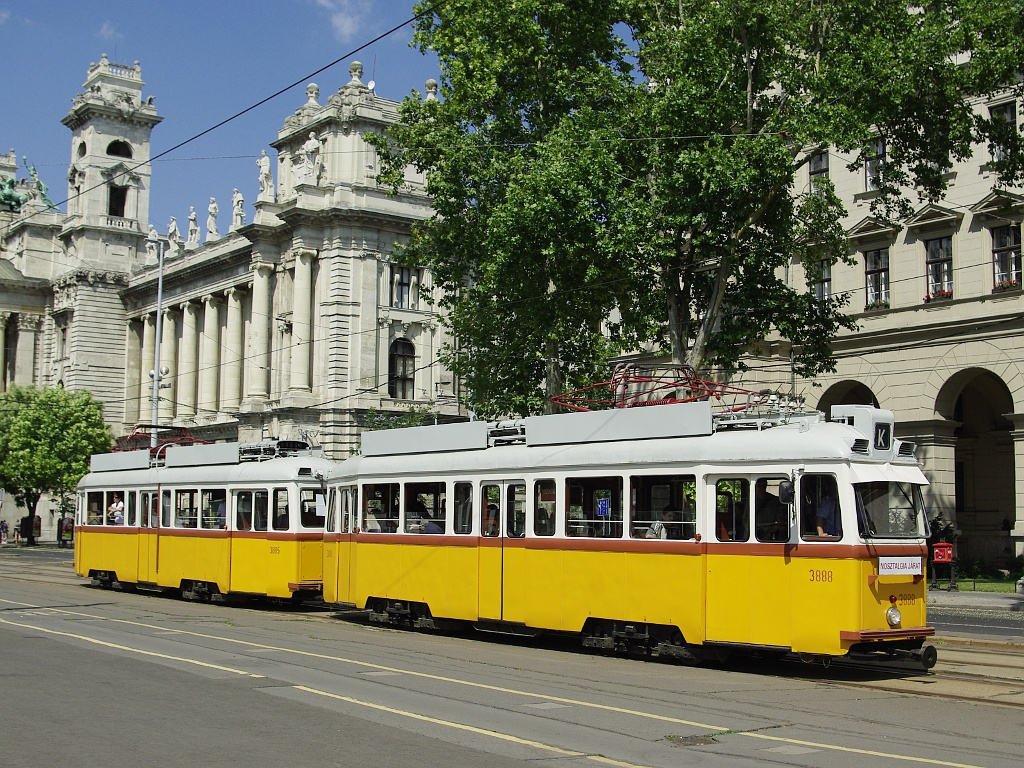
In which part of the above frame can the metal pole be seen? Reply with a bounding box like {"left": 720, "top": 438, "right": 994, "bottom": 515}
{"left": 149, "top": 237, "right": 165, "bottom": 450}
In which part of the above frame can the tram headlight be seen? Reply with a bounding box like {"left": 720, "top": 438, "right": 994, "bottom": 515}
{"left": 885, "top": 605, "right": 902, "bottom": 627}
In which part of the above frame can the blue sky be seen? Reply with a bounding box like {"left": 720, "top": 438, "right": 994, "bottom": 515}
{"left": 0, "top": 1, "right": 439, "bottom": 231}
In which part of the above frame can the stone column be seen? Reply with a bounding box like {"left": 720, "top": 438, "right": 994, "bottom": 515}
{"left": 178, "top": 301, "right": 199, "bottom": 418}
{"left": 1007, "top": 415, "right": 1024, "bottom": 559}
{"left": 139, "top": 313, "right": 155, "bottom": 416}
{"left": 198, "top": 295, "right": 221, "bottom": 417}
{"left": 246, "top": 262, "right": 273, "bottom": 401}
{"left": 0, "top": 312, "right": 8, "bottom": 392}
{"left": 159, "top": 307, "right": 177, "bottom": 422}
{"left": 220, "top": 286, "right": 245, "bottom": 412}
{"left": 290, "top": 249, "right": 313, "bottom": 392}
{"left": 13, "top": 314, "right": 41, "bottom": 386}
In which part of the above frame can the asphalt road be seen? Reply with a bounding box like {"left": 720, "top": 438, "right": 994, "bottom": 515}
{"left": 2, "top": 546, "right": 1022, "bottom": 768}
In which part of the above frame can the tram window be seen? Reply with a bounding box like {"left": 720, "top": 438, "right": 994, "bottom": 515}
{"left": 715, "top": 479, "right": 750, "bottom": 542}
{"left": 481, "top": 485, "right": 500, "bottom": 537}
{"left": 454, "top": 483, "right": 473, "bottom": 534}
{"left": 754, "top": 477, "right": 789, "bottom": 542}
{"left": 201, "top": 489, "right": 227, "bottom": 529}
{"left": 799, "top": 474, "right": 842, "bottom": 540}
{"left": 253, "top": 491, "right": 268, "bottom": 531}
{"left": 629, "top": 475, "right": 696, "bottom": 539}
{"left": 127, "top": 492, "right": 137, "bottom": 526}
{"left": 161, "top": 490, "right": 171, "bottom": 527}
{"left": 326, "top": 488, "right": 337, "bottom": 533}
{"left": 299, "top": 488, "right": 326, "bottom": 530}
{"left": 105, "top": 491, "right": 125, "bottom": 525}
{"left": 139, "top": 492, "right": 149, "bottom": 529}
{"left": 506, "top": 483, "right": 526, "bottom": 538}
{"left": 175, "top": 490, "right": 199, "bottom": 528}
{"left": 86, "top": 492, "right": 104, "bottom": 525}
{"left": 566, "top": 476, "right": 623, "bottom": 538}
{"left": 363, "top": 483, "right": 398, "bottom": 533}
{"left": 343, "top": 487, "right": 356, "bottom": 533}
{"left": 236, "top": 492, "right": 253, "bottom": 531}
{"left": 534, "top": 479, "right": 556, "bottom": 536}
{"left": 855, "top": 481, "right": 925, "bottom": 538}
{"left": 272, "top": 488, "right": 289, "bottom": 531}
{"left": 404, "top": 482, "right": 446, "bottom": 533}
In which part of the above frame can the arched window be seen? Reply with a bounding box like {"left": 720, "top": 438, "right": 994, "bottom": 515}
{"left": 388, "top": 339, "right": 415, "bottom": 400}
{"left": 77, "top": 142, "right": 87, "bottom": 158}
{"left": 106, "top": 140, "right": 133, "bottom": 159}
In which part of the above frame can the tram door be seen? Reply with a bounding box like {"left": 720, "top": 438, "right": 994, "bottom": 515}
{"left": 137, "top": 491, "right": 158, "bottom": 583}
{"left": 705, "top": 476, "right": 792, "bottom": 647}
{"left": 230, "top": 489, "right": 269, "bottom": 594}
{"left": 477, "top": 481, "right": 527, "bottom": 623}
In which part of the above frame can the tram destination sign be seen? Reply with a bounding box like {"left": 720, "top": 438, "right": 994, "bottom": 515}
{"left": 877, "top": 556, "right": 923, "bottom": 575}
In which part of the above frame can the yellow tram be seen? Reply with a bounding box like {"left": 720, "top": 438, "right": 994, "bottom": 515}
{"left": 76, "top": 441, "right": 332, "bottom": 601}
{"left": 323, "top": 403, "right": 936, "bottom": 666}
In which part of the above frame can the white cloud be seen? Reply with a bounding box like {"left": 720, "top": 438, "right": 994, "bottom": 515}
{"left": 98, "top": 21, "right": 121, "bottom": 42}
{"left": 318, "top": 0, "right": 371, "bottom": 43}
{"left": 0, "top": 11, "right": 11, "bottom": 25}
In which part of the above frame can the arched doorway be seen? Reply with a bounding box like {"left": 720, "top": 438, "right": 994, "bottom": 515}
{"left": 936, "top": 369, "right": 1015, "bottom": 569}
{"left": 815, "top": 380, "right": 879, "bottom": 416}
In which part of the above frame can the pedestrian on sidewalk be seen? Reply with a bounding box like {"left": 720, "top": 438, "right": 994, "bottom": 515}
{"left": 0, "top": 519, "right": 7, "bottom": 544}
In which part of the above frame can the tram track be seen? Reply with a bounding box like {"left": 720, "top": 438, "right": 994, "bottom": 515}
{"left": 5, "top": 549, "right": 1023, "bottom": 711}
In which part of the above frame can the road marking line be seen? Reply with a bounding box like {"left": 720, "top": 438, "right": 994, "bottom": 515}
{"left": 0, "top": 599, "right": 995, "bottom": 768}
{"left": 0, "top": 616, "right": 264, "bottom": 678}
{"left": 293, "top": 685, "right": 646, "bottom": 768}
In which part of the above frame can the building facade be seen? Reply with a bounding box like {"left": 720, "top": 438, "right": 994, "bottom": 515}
{"left": 745, "top": 94, "right": 1024, "bottom": 566}
{"left": 1, "top": 57, "right": 461, "bottom": 538}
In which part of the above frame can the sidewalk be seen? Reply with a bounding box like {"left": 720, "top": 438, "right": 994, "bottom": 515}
{"left": 927, "top": 587, "right": 1024, "bottom": 611}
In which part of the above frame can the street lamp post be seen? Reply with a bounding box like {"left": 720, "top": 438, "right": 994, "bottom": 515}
{"left": 147, "top": 235, "right": 166, "bottom": 451}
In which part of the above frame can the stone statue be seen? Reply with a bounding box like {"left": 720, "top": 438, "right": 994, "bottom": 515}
{"left": 231, "top": 188, "right": 245, "bottom": 229}
{"left": 186, "top": 206, "right": 200, "bottom": 245}
{"left": 206, "top": 197, "right": 219, "bottom": 241}
{"left": 145, "top": 225, "right": 159, "bottom": 263}
{"left": 168, "top": 216, "right": 181, "bottom": 243}
{"left": 257, "top": 149, "right": 274, "bottom": 199}
{"left": 23, "top": 157, "right": 57, "bottom": 210}
{"left": 0, "top": 177, "right": 28, "bottom": 212}
{"left": 302, "top": 131, "right": 321, "bottom": 182}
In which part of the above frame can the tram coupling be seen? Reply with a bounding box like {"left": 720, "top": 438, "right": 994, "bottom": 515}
{"left": 848, "top": 644, "right": 938, "bottom": 670}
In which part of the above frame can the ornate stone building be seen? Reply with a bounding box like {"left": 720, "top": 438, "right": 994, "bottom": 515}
{"left": 737, "top": 93, "right": 1024, "bottom": 566}
{"left": 1, "top": 56, "right": 461, "bottom": 481}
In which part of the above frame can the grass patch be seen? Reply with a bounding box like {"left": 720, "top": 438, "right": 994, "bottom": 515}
{"left": 930, "top": 579, "right": 1018, "bottom": 593}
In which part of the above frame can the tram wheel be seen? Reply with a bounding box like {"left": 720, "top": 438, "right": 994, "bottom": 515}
{"left": 919, "top": 645, "right": 938, "bottom": 670}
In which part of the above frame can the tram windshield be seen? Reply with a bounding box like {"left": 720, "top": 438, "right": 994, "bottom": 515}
{"left": 854, "top": 481, "right": 929, "bottom": 539}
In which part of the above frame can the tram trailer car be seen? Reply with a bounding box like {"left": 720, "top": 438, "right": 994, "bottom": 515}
{"left": 323, "top": 402, "right": 937, "bottom": 667}
{"left": 76, "top": 441, "right": 333, "bottom": 602}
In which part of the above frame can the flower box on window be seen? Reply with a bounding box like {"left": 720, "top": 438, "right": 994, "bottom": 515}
{"left": 924, "top": 290, "right": 953, "bottom": 303}
{"left": 864, "top": 300, "right": 890, "bottom": 311}
{"left": 993, "top": 279, "right": 1021, "bottom": 292}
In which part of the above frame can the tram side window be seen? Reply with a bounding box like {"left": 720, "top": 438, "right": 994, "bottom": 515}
{"left": 87, "top": 492, "right": 104, "bottom": 525}
{"left": 300, "top": 488, "right": 326, "bottom": 530}
{"left": 363, "top": 483, "right": 398, "bottom": 533}
{"left": 105, "top": 491, "right": 125, "bottom": 525}
{"left": 566, "top": 476, "right": 623, "bottom": 538}
{"left": 201, "top": 489, "right": 227, "bottom": 529}
{"left": 800, "top": 474, "right": 842, "bottom": 540}
{"left": 481, "top": 484, "right": 500, "bottom": 537}
{"left": 715, "top": 479, "right": 750, "bottom": 542}
{"left": 139, "top": 492, "right": 149, "bottom": 529}
{"left": 534, "top": 479, "right": 556, "bottom": 536}
{"left": 127, "top": 492, "right": 137, "bottom": 526}
{"left": 454, "top": 483, "right": 473, "bottom": 534}
{"left": 146, "top": 493, "right": 158, "bottom": 527}
{"left": 506, "top": 483, "right": 526, "bottom": 538}
{"left": 161, "top": 490, "right": 171, "bottom": 527}
{"left": 630, "top": 475, "right": 696, "bottom": 539}
{"left": 175, "top": 490, "right": 199, "bottom": 528}
{"left": 753, "top": 477, "right": 789, "bottom": 543}
{"left": 272, "top": 488, "right": 289, "bottom": 531}
{"left": 404, "top": 482, "right": 446, "bottom": 533}
{"left": 253, "top": 491, "right": 268, "bottom": 531}
{"left": 326, "top": 488, "right": 337, "bottom": 533}
{"left": 344, "top": 487, "right": 357, "bottom": 533}
{"left": 236, "top": 491, "right": 253, "bottom": 531}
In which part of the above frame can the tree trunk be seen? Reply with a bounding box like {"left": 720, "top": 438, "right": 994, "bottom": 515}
{"left": 23, "top": 493, "right": 39, "bottom": 546}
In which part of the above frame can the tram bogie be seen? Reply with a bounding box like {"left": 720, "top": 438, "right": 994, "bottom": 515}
{"left": 323, "top": 401, "right": 938, "bottom": 668}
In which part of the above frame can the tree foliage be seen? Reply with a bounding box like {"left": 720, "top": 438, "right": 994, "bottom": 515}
{"left": 373, "top": 0, "right": 1024, "bottom": 417}
{"left": 0, "top": 386, "right": 111, "bottom": 540}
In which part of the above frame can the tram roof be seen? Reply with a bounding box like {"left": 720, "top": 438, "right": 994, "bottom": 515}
{"left": 78, "top": 453, "right": 336, "bottom": 489}
{"left": 331, "top": 416, "right": 920, "bottom": 481}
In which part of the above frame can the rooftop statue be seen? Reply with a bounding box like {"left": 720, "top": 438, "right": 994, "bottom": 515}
{"left": 0, "top": 176, "right": 28, "bottom": 212}
{"left": 23, "top": 157, "right": 58, "bottom": 210}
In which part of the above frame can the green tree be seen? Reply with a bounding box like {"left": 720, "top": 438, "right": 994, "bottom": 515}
{"left": 375, "top": 0, "right": 1024, "bottom": 414}
{"left": 0, "top": 386, "right": 111, "bottom": 545}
